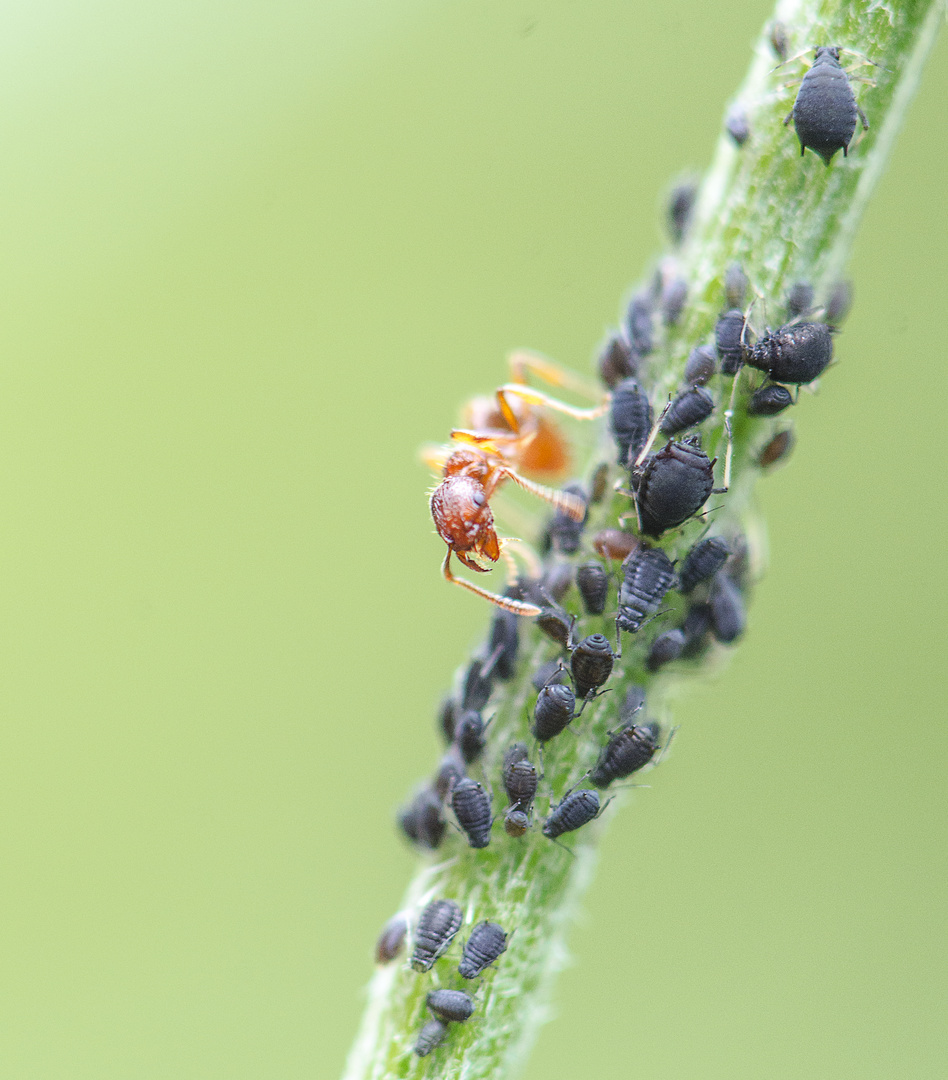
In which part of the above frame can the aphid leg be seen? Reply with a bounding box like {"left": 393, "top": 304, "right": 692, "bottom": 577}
{"left": 558, "top": 770, "right": 593, "bottom": 802}
{"left": 857, "top": 104, "right": 869, "bottom": 131}
{"left": 783, "top": 110, "right": 794, "bottom": 127}
{"left": 441, "top": 550, "right": 542, "bottom": 616}
{"left": 549, "top": 837, "right": 576, "bottom": 857}
{"left": 596, "top": 796, "right": 615, "bottom": 820}
{"left": 507, "top": 349, "right": 601, "bottom": 401}
{"left": 499, "top": 465, "right": 587, "bottom": 522}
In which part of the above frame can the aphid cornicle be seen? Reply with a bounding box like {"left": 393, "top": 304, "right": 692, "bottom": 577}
{"left": 746, "top": 322, "right": 833, "bottom": 384}
{"left": 635, "top": 437, "right": 717, "bottom": 538}
{"left": 786, "top": 46, "right": 869, "bottom": 164}
{"left": 576, "top": 561, "right": 609, "bottom": 616}
{"left": 646, "top": 627, "right": 687, "bottom": 671}
{"left": 411, "top": 898, "right": 463, "bottom": 972}
{"left": 458, "top": 921, "right": 509, "bottom": 978}
{"left": 569, "top": 633, "right": 616, "bottom": 699}
{"left": 715, "top": 308, "right": 749, "bottom": 375}
{"left": 427, "top": 989, "right": 476, "bottom": 1023}
{"left": 374, "top": 914, "right": 408, "bottom": 964}
{"left": 659, "top": 386, "right": 714, "bottom": 436}
{"left": 532, "top": 682, "right": 577, "bottom": 742}
{"left": 678, "top": 535, "right": 731, "bottom": 594}
{"left": 617, "top": 547, "right": 677, "bottom": 634}
{"left": 748, "top": 384, "right": 794, "bottom": 416}
{"left": 451, "top": 777, "right": 493, "bottom": 848}
{"left": 543, "top": 787, "right": 603, "bottom": 840}
{"left": 415, "top": 1018, "right": 449, "bottom": 1057}
{"left": 591, "top": 722, "right": 660, "bottom": 787}
{"left": 610, "top": 378, "right": 653, "bottom": 468}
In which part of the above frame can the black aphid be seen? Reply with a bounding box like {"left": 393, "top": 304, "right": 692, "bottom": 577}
{"left": 825, "top": 279, "right": 853, "bottom": 325}
{"left": 451, "top": 777, "right": 493, "bottom": 849}
{"left": 680, "top": 602, "right": 713, "bottom": 659}
{"left": 438, "top": 696, "right": 457, "bottom": 743}
{"left": 544, "top": 483, "right": 588, "bottom": 555}
{"left": 459, "top": 921, "right": 509, "bottom": 978}
{"left": 786, "top": 281, "right": 815, "bottom": 319}
{"left": 461, "top": 658, "right": 494, "bottom": 712}
{"left": 434, "top": 746, "right": 466, "bottom": 802}
{"left": 598, "top": 332, "right": 638, "bottom": 388}
{"left": 610, "top": 378, "right": 653, "bottom": 467}
{"left": 625, "top": 290, "right": 656, "bottom": 355}
{"left": 541, "top": 561, "right": 574, "bottom": 603}
{"left": 485, "top": 608, "right": 519, "bottom": 680}
{"left": 398, "top": 786, "right": 446, "bottom": 850}
{"left": 415, "top": 1018, "right": 448, "bottom": 1057}
{"left": 531, "top": 659, "right": 567, "bottom": 692}
{"left": 646, "top": 628, "right": 687, "bottom": 671}
{"left": 532, "top": 682, "right": 577, "bottom": 742}
{"left": 617, "top": 547, "right": 677, "bottom": 634}
{"left": 427, "top": 989, "right": 476, "bottom": 1023}
{"left": 543, "top": 787, "right": 603, "bottom": 840}
{"left": 770, "top": 21, "right": 790, "bottom": 61}
{"left": 660, "top": 386, "right": 714, "bottom": 435}
{"left": 748, "top": 384, "right": 794, "bottom": 416}
{"left": 786, "top": 46, "right": 868, "bottom": 164}
{"left": 746, "top": 322, "right": 833, "bottom": 384}
{"left": 503, "top": 752, "right": 538, "bottom": 811}
{"left": 708, "top": 573, "right": 747, "bottom": 643}
{"left": 726, "top": 107, "right": 750, "bottom": 146}
{"left": 576, "top": 562, "right": 609, "bottom": 616}
{"left": 684, "top": 344, "right": 717, "bottom": 386}
{"left": 724, "top": 263, "right": 748, "bottom": 310}
{"left": 569, "top": 633, "right": 615, "bottom": 699}
{"left": 661, "top": 276, "right": 689, "bottom": 325}
{"left": 758, "top": 428, "right": 795, "bottom": 467}
{"left": 453, "top": 709, "right": 486, "bottom": 765}
{"left": 411, "top": 898, "right": 463, "bottom": 972}
{"left": 715, "top": 308, "right": 749, "bottom": 375}
{"left": 635, "top": 437, "right": 716, "bottom": 537}
{"left": 679, "top": 535, "right": 731, "bottom": 594}
{"left": 374, "top": 914, "right": 408, "bottom": 964}
{"left": 591, "top": 722, "right": 660, "bottom": 787}
{"left": 667, "top": 182, "right": 697, "bottom": 245}
{"left": 536, "top": 605, "right": 572, "bottom": 647}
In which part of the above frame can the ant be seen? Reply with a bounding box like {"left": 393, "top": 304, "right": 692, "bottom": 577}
{"left": 428, "top": 351, "right": 605, "bottom": 615}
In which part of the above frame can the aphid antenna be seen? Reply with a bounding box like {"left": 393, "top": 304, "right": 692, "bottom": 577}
{"left": 632, "top": 400, "right": 673, "bottom": 469}
{"left": 769, "top": 47, "right": 815, "bottom": 73}
{"left": 557, "top": 769, "right": 594, "bottom": 803}
{"left": 653, "top": 724, "right": 681, "bottom": 768}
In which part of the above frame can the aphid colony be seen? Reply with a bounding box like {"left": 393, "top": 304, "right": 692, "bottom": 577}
{"left": 386, "top": 44, "right": 862, "bottom": 1058}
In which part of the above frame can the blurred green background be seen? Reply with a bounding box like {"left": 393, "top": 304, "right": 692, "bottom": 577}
{"left": 0, "top": 1, "right": 945, "bottom": 1077}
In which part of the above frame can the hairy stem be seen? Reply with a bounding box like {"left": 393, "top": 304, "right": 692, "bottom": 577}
{"left": 343, "top": 1, "right": 944, "bottom": 1077}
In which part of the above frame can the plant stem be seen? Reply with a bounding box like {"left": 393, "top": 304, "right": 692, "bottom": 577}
{"left": 342, "top": 1, "right": 944, "bottom": 1077}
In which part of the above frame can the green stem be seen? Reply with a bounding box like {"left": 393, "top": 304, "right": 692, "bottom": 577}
{"left": 342, "top": 1, "right": 943, "bottom": 1077}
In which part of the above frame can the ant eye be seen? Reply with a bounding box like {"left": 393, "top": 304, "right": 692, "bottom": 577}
{"left": 472, "top": 492, "right": 485, "bottom": 507}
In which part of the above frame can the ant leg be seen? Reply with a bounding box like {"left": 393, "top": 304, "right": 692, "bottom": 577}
{"left": 441, "top": 550, "right": 542, "bottom": 617}
{"left": 449, "top": 428, "right": 518, "bottom": 455}
{"left": 499, "top": 466, "right": 587, "bottom": 523}
{"left": 495, "top": 384, "right": 608, "bottom": 430}
{"left": 507, "top": 349, "right": 601, "bottom": 401}
{"left": 500, "top": 537, "right": 543, "bottom": 581}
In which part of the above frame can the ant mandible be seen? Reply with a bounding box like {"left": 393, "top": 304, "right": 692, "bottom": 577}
{"left": 429, "top": 351, "right": 605, "bottom": 616}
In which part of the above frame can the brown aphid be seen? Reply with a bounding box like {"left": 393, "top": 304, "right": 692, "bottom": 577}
{"left": 758, "top": 428, "right": 796, "bottom": 468}
{"left": 592, "top": 528, "right": 640, "bottom": 561}
{"left": 374, "top": 914, "right": 408, "bottom": 964}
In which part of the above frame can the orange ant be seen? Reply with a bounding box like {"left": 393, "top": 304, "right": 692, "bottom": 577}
{"left": 428, "top": 351, "right": 606, "bottom": 616}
